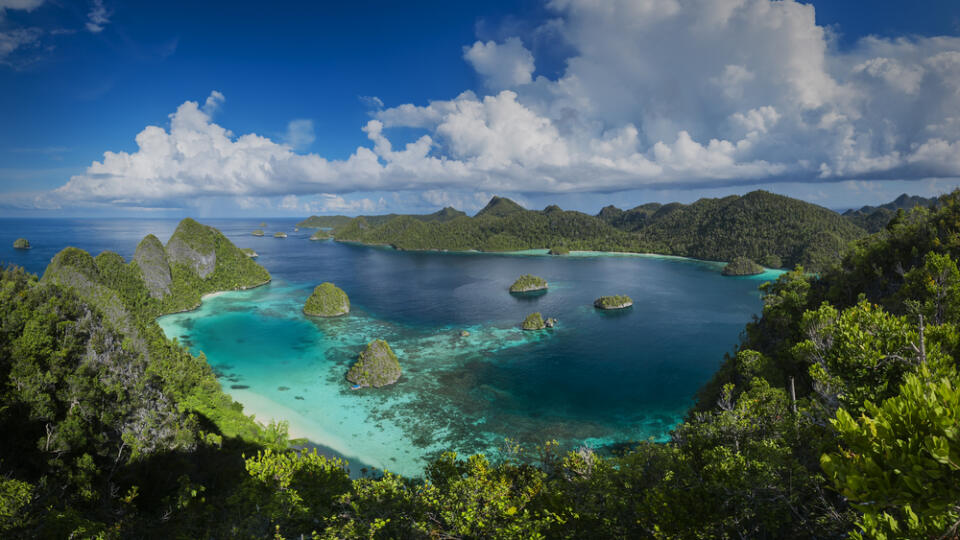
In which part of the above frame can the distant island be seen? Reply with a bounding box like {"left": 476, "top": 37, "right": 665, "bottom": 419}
{"left": 303, "top": 190, "right": 870, "bottom": 271}
{"left": 13, "top": 238, "right": 30, "bottom": 249}
{"left": 273, "top": 232, "right": 287, "bottom": 238}
{"left": 303, "top": 282, "right": 350, "bottom": 317}
{"left": 252, "top": 229, "right": 264, "bottom": 236}
{"left": 522, "top": 312, "right": 556, "bottom": 330}
{"left": 309, "top": 230, "right": 330, "bottom": 241}
{"left": 510, "top": 274, "right": 548, "bottom": 293}
{"left": 722, "top": 256, "right": 765, "bottom": 276}
{"left": 347, "top": 339, "right": 402, "bottom": 388}
{"left": 594, "top": 295, "right": 633, "bottom": 310}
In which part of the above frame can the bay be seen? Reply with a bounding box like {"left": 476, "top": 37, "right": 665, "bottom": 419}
{"left": 1, "top": 217, "right": 782, "bottom": 476}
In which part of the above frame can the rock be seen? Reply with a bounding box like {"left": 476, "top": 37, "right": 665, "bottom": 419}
{"left": 273, "top": 232, "right": 288, "bottom": 238}
{"left": 133, "top": 234, "right": 172, "bottom": 299}
{"left": 252, "top": 229, "right": 265, "bottom": 236}
{"left": 166, "top": 218, "right": 217, "bottom": 279}
{"left": 522, "top": 312, "right": 547, "bottom": 330}
{"left": 460, "top": 330, "right": 470, "bottom": 337}
{"left": 12, "top": 238, "right": 30, "bottom": 250}
{"left": 722, "top": 256, "right": 765, "bottom": 276}
{"left": 240, "top": 248, "right": 258, "bottom": 258}
{"left": 303, "top": 282, "right": 350, "bottom": 317}
{"left": 545, "top": 317, "right": 557, "bottom": 328}
{"left": 594, "top": 295, "right": 634, "bottom": 310}
{"left": 510, "top": 274, "right": 548, "bottom": 293}
{"left": 347, "top": 339, "right": 402, "bottom": 388}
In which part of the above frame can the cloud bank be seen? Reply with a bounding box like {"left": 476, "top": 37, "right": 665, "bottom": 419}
{"left": 46, "top": 0, "right": 960, "bottom": 210}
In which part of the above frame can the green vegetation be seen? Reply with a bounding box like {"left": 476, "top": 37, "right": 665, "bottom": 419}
{"left": 297, "top": 207, "right": 466, "bottom": 230}
{"left": 310, "top": 229, "right": 330, "bottom": 241}
{"left": 722, "top": 256, "right": 765, "bottom": 276}
{"left": 12, "top": 237, "right": 30, "bottom": 249}
{"left": 548, "top": 246, "right": 569, "bottom": 255}
{"left": 240, "top": 248, "right": 258, "bottom": 258}
{"left": 252, "top": 229, "right": 264, "bottom": 236}
{"left": 6, "top": 197, "right": 960, "bottom": 537}
{"left": 593, "top": 295, "right": 633, "bottom": 309}
{"left": 303, "top": 282, "right": 350, "bottom": 317}
{"left": 759, "top": 253, "right": 783, "bottom": 268}
{"left": 509, "top": 274, "right": 548, "bottom": 293}
{"left": 522, "top": 312, "right": 546, "bottom": 330}
{"left": 330, "top": 192, "right": 865, "bottom": 271}
{"left": 842, "top": 193, "right": 940, "bottom": 233}
{"left": 346, "top": 339, "right": 402, "bottom": 388}
{"left": 273, "top": 231, "right": 287, "bottom": 238}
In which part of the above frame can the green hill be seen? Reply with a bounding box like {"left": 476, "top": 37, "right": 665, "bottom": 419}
{"left": 841, "top": 193, "right": 940, "bottom": 233}
{"left": 630, "top": 190, "right": 866, "bottom": 269}
{"left": 297, "top": 206, "right": 467, "bottom": 229}
{"left": 332, "top": 192, "right": 865, "bottom": 270}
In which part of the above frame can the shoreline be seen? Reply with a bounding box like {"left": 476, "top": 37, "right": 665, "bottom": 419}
{"left": 333, "top": 239, "right": 786, "bottom": 273}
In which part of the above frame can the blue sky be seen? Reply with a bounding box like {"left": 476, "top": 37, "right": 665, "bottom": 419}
{"left": 2, "top": 0, "right": 960, "bottom": 217}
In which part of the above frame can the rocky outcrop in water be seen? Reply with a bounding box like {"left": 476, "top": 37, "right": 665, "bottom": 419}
{"left": 13, "top": 237, "right": 30, "bottom": 249}
{"left": 594, "top": 295, "right": 633, "bottom": 310}
{"left": 303, "top": 282, "right": 350, "bottom": 317}
{"left": 510, "top": 274, "right": 548, "bottom": 293}
{"left": 347, "top": 339, "right": 402, "bottom": 388}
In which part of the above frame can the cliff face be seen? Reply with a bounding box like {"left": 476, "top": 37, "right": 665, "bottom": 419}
{"left": 166, "top": 218, "right": 218, "bottom": 279}
{"left": 133, "top": 234, "right": 173, "bottom": 299}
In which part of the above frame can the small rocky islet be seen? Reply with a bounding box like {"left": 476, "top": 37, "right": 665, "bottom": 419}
{"left": 346, "top": 339, "right": 402, "bottom": 389}
{"left": 722, "top": 256, "right": 765, "bottom": 276}
{"left": 252, "top": 229, "right": 265, "bottom": 237}
{"left": 303, "top": 282, "right": 350, "bottom": 317}
{"left": 273, "top": 232, "right": 288, "bottom": 238}
{"left": 594, "top": 295, "right": 633, "bottom": 310}
{"left": 509, "top": 274, "right": 548, "bottom": 293}
{"left": 13, "top": 238, "right": 31, "bottom": 250}
{"left": 522, "top": 312, "right": 557, "bottom": 330}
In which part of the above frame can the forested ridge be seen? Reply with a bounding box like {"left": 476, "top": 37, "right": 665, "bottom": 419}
{"left": 3, "top": 199, "right": 960, "bottom": 538}
{"left": 328, "top": 191, "right": 868, "bottom": 271}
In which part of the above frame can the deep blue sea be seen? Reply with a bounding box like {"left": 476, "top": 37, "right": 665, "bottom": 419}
{"left": 1, "top": 218, "right": 782, "bottom": 475}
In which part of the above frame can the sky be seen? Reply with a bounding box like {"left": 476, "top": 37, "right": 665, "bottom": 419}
{"left": 2, "top": 0, "right": 960, "bottom": 217}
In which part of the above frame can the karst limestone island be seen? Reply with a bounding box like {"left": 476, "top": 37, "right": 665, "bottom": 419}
{"left": 522, "top": 312, "right": 557, "bottom": 330}
{"left": 273, "top": 231, "right": 288, "bottom": 238}
{"left": 44, "top": 218, "right": 272, "bottom": 321}
{"left": 13, "top": 238, "right": 31, "bottom": 249}
{"left": 510, "top": 274, "right": 548, "bottom": 293}
{"left": 594, "top": 295, "right": 634, "bottom": 310}
{"left": 722, "top": 256, "right": 766, "bottom": 276}
{"left": 303, "top": 282, "right": 350, "bottom": 317}
{"left": 252, "top": 229, "right": 265, "bottom": 236}
{"left": 346, "top": 339, "right": 402, "bottom": 389}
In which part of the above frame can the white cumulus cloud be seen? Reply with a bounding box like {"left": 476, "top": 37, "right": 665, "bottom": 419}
{"left": 37, "top": 0, "right": 960, "bottom": 211}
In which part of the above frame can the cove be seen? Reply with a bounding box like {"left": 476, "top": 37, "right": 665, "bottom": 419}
{"left": 156, "top": 221, "right": 783, "bottom": 476}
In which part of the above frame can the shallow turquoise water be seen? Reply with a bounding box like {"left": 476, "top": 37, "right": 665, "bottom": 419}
{"left": 153, "top": 221, "right": 782, "bottom": 476}
{"left": 0, "top": 217, "right": 781, "bottom": 476}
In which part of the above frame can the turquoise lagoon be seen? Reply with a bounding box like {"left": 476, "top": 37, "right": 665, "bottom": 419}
{"left": 155, "top": 221, "right": 783, "bottom": 476}
{"left": 0, "top": 217, "right": 782, "bottom": 477}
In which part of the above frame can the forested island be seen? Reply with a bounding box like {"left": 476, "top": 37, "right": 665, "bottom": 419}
{"left": 509, "top": 274, "right": 548, "bottom": 293}
{"left": 3, "top": 196, "right": 960, "bottom": 538}
{"left": 13, "top": 237, "right": 30, "bottom": 249}
{"left": 303, "top": 282, "right": 350, "bottom": 317}
{"left": 722, "top": 256, "right": 765, "bottom": 276}
{"left": 346, "top": 339, "right": 402, "bottom": 388}
{"left": 594, "top": 295, "right": 634, "bottom": 309}
{"left": 300, "top": 190, "right": 881, "bottom": 271}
